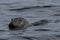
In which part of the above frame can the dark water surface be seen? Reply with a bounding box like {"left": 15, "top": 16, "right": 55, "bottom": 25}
{"left": 0, "top": 0, "right": 60, "bottom": 40}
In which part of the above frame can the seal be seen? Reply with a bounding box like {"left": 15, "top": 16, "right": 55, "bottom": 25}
{"left": 9, "top": 17, "right": 29, "bottom": 30}
{"left": 9, "top": 17, "right": 49, "bottom": 30}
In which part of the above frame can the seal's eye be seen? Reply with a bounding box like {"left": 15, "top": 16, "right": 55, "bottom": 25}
{"left": 19, "top": 19, "right": 22, "bottom": 21}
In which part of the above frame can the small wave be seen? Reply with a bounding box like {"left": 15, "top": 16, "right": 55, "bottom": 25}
{"left": 0, "top": 30, "right": 9, "bottom": 32}
{"left": 54, "top": 34, "right": 60, "bottom": 38}
{"left": 9, "top": 6, "right": 40, "bottom": 11}
{"left": 34, "top": 29, "right": 51, "bottom": 31}
{"left": 0, "top": 38, "right": 7, "bottom": 40}
{"left": 20, "top": 36, "right": 37, "bottom": 40}
{"left": 22, "top": 37, "right": 33, "bottom": 40}
{"left": 0, "top": 2, "right": 19, "bottom": 5}
{"left": 9, "top": 5, "right": 55, "bottom": 11}
{"left": 32, "top": 19, "right": 49, "bottom": 26}
{"left": 52, "top": 14, "right": 60, "bottom": 16}
{"left": 0, "top": 3, "right": 11, "bottom": 5}
{"left": 54, "top": 20, "right": 60, "bottom": 23}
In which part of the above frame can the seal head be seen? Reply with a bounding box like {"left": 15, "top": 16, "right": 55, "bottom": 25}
{"left": 9, "top": 17, "right": 29, "bottom": 30}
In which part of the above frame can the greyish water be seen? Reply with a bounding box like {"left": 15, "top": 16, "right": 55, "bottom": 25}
{"left": 0, "top": 0, "right": 60, "bottom": 40}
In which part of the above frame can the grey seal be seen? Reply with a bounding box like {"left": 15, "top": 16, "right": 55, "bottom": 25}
{"left": 9, "top": 17, "right": 29, "bottom": 30}
{"left": 9, "top": 17, "right": 49, "bottom": 30}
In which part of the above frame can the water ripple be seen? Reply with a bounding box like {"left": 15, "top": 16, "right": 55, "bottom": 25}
{"left": 9, "top": 5, "right": 55, "bottom": 11}
{"left": 34, "top": 29, "right": 51, "bottom": 31}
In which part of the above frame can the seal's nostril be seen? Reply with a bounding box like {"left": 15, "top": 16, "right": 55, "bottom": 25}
{"left": 9, "top": 23, "right": 15, "bottom": 30}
